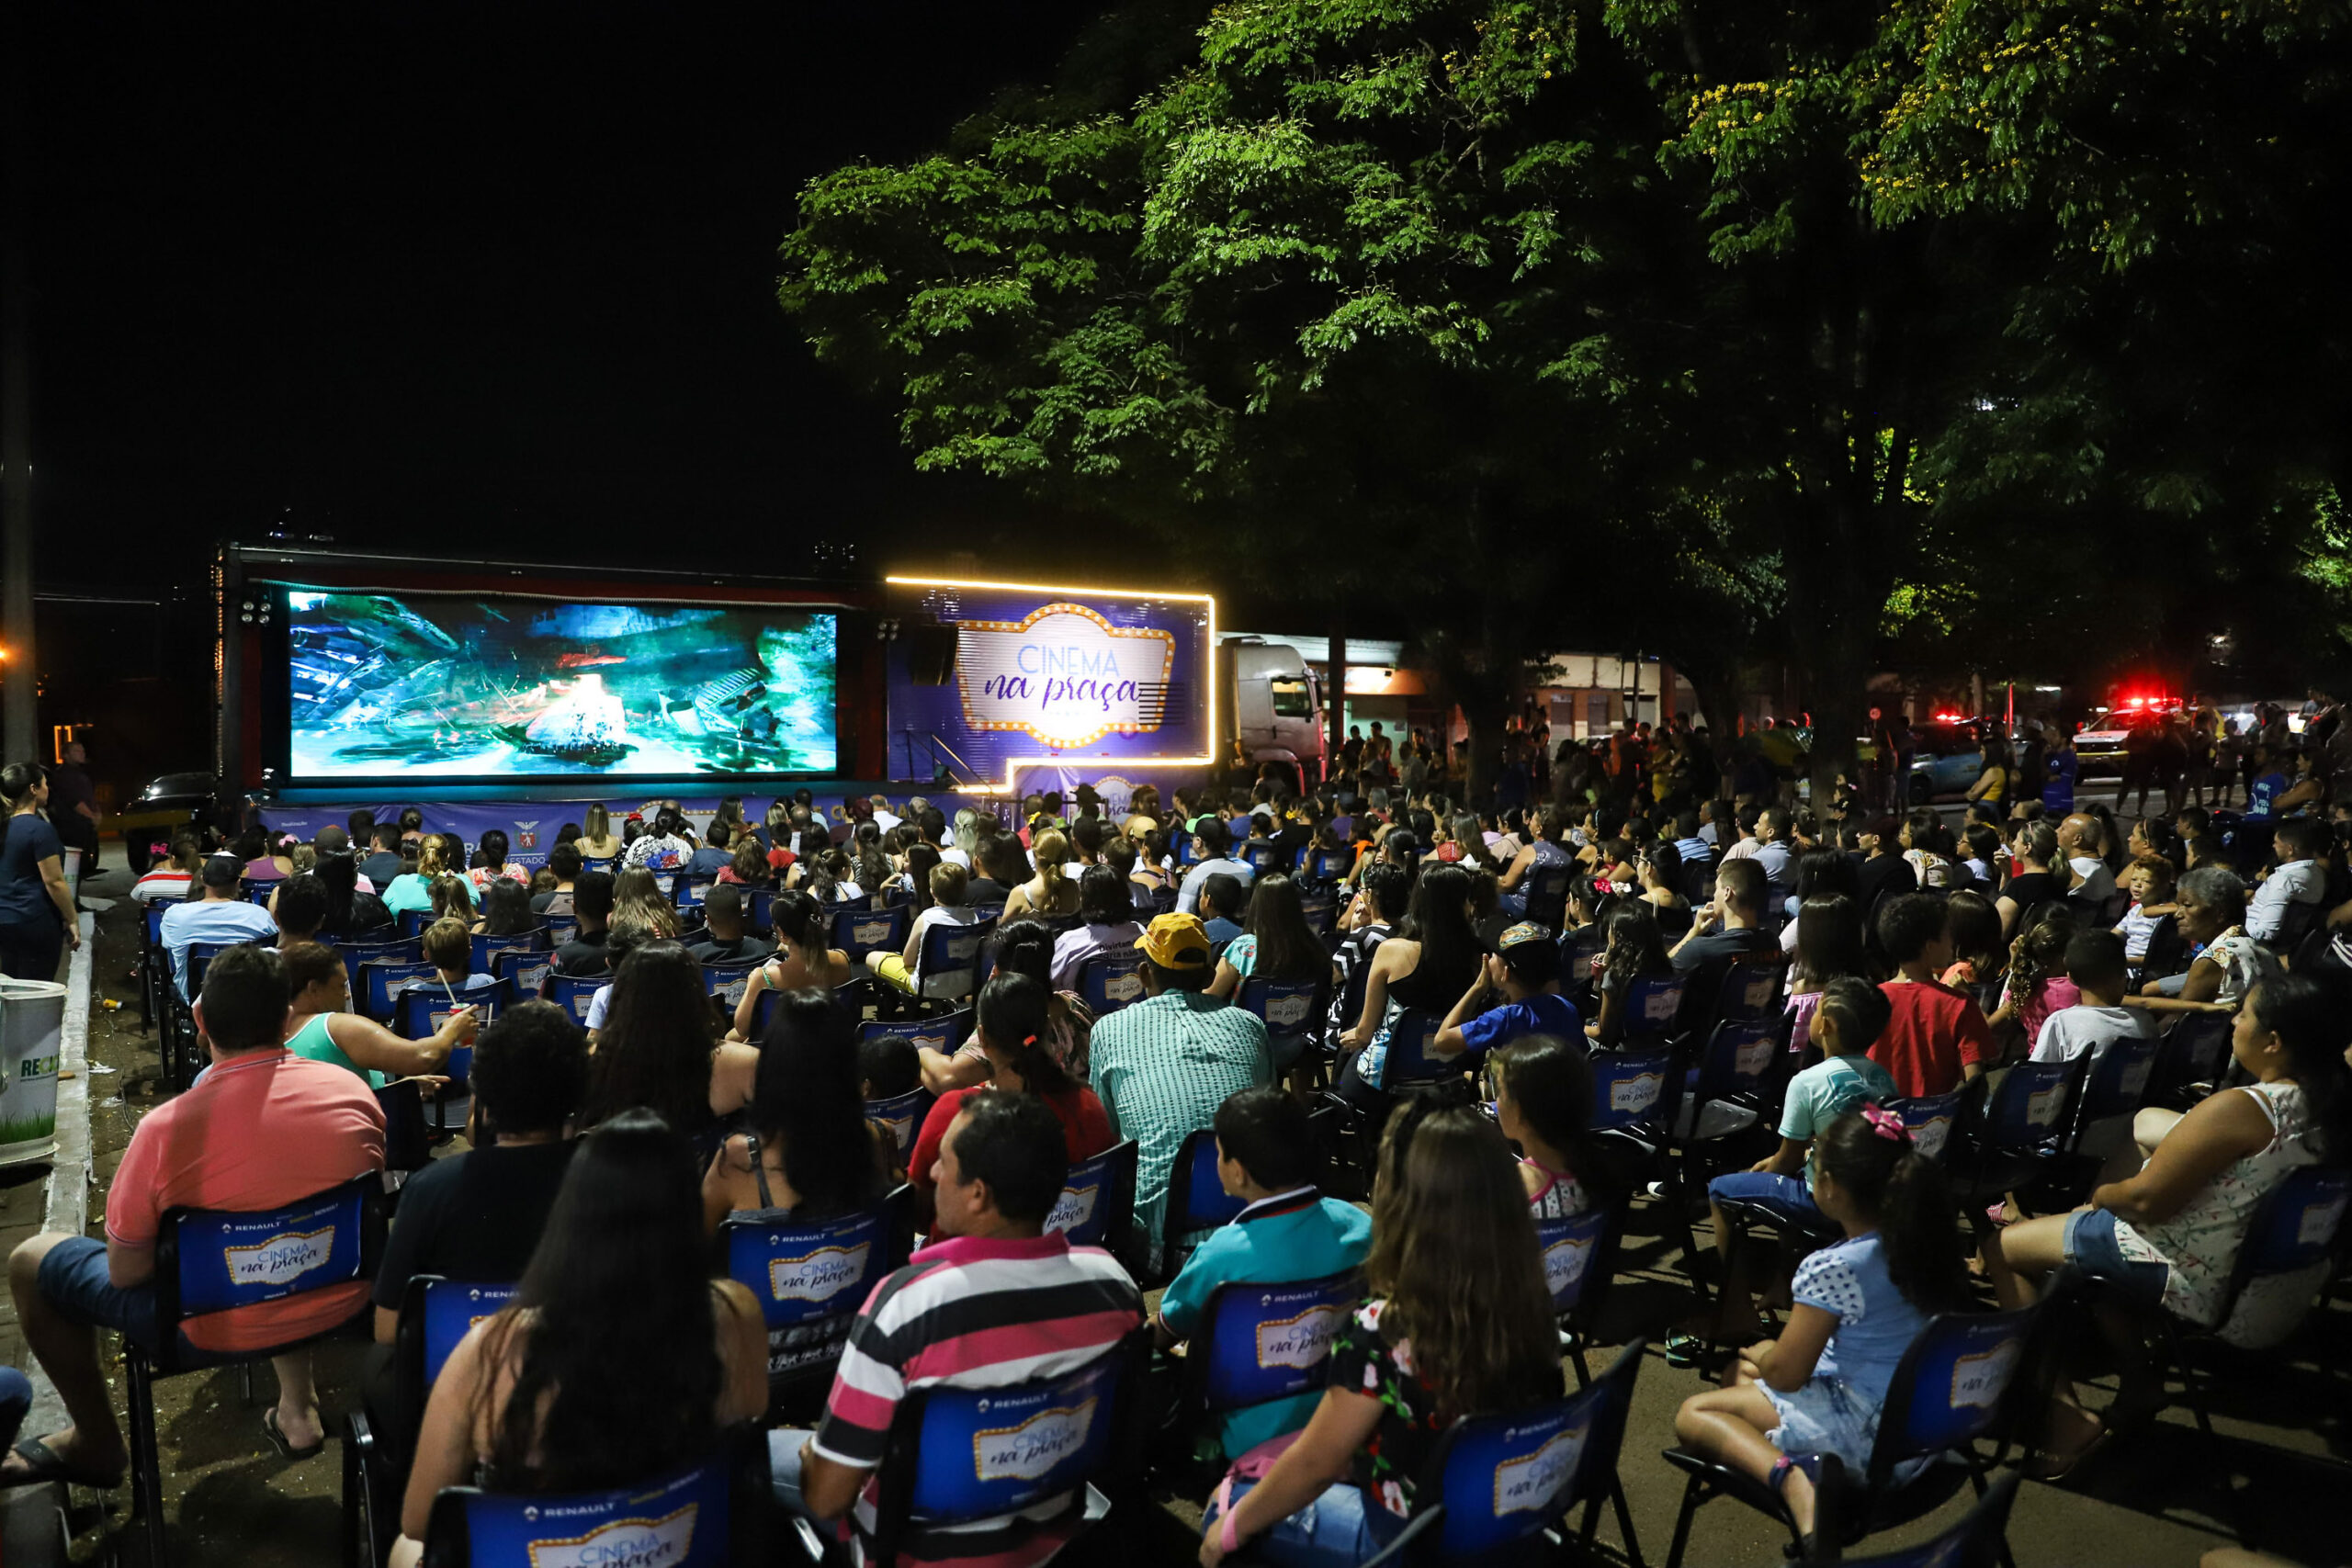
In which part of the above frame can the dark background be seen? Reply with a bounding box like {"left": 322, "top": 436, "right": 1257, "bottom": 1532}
{"left": 8, "top": 4, "right": 1112, "bottom": 790}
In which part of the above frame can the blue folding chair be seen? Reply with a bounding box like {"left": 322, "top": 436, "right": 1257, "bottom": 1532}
{"left": 1160, "top": 1128, "right": 1248, "bottom": 1276}
{"left": 133, "top": 1177, "right": 385, "bottom": 1567}
{"left": 490, "top": 947, "right": 553, "bottom": 999}
{"left": 746, "top": 886, "right": 775, "bottom": 931}
{"left": 1076, "top": 950, "right": 1148, "bottom": 1015}
{"left": 397, "top": 909, "right": 429, "bottom": 940}
{"left": 1375, "top": 1007, "right": 1464, "bottom": 1090}
{"left": 338, "top": 936, "right": 423, "bottom": 994}
{"left": 544, "top": 973, "right": 606, "bottom": 1026}
{"left": 1238, "top": 976, "right": 1323, "bottom": 1076}
{"left": 1046, "top": 1139, "right": 1139, "bottom": 1264}
{"left": 1617, "top": 974, "right": 1689, "bottom": 1048}
{"left": 2035, "top": 1037, "right": 2162, "bottom": 1207}
{"left": 581, "top": 856, "right": 614, "bottom": 874}
{"left": 831, "top": 903, "right": 908, "bottom": 963}
{"left": 1522, "top": 863, "right": 1573, "bottom": 930}
{"left": 854, "top": 1333, "right": 1152, "bottom": 1568}
{"left": 720, "top": 1190, "right": 912, "bottom": 1417}
{"left": 1889, "top": 1089, "right": 1965, "bottom": 1164}
{"left": 702, "top": 962, "right": 760, "bottom": 1010}
{"left": 1534, "top": 1203, "right": 1623, "bottom": 1388}
{"left": 1297, "top": 889, "right": 1337, "bottom": 939}
{"left": 2150, "top": 1010, "right": 2234, "bottom": 1108}
{"left": 674, "top": 874, "right": 718, "bottom": 909}
{"left": 1588, "top": 1046, "right": 1677, "bottom": 1134}
{"left": 542, "top": 913, "right": 579, "bottom": 945}
{"left": 1178, "top": 1269, "right": 1361, "bottom": 1442}
{"left": 860, "top": 1011, "right": 970, "bottom": 1062}
{"left": 908, "top": 917, "right": 992, "bottom": 1008}
{"left": 865, "top": 1088, "right": 934, "bottom": 1168}
{"left": 1176, "top": 836, "right": 1204, "bottom": 868}
{"left": 355, "top": 959, "right": 439, "bottom": 1022}
{"left": 345, "top": 1275, "right": 521, "bottom": 1566}
{"left": 1357, "top": 1338, "right": 1647, "bottom": 1567}
{"left": 424, "top": 1447, "right": 740, "bottom": 1567}
{"left": 1663, "top": 1307, "right": 2041, "bottom": 1567}
{"left": 1955, "top": 1056, "right": 2086, "bottom": 1213}
{"left": 1241, "top": 840, "right": 1281, "bottom": 875}
{"left": 1710, "top": 956, "right": 1783, "bottom": 1026}
{"left": 1306, "top": 845, "right": 1355, "bottom": 886}
{"left": 469, "top": 928, "right": 547, "bottom": 976}
{"left": 393, "top": 977, "right": 510, "bottom": 1054}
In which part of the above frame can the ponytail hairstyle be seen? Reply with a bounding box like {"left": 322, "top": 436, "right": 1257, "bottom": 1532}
{"left": 1, "top": 761, "right": 46, "bottom": 807}
{"left": 2007, "top": 902, "right": 2076, "bottom": 999}
{"left": 1813, "top": 1106, "right": 1969, "bottom": 1315}
{"left": 428, "top": 873, "right": 476, "bottom": 922}
{"left": 852, "top": 822, "right": 889, "bottom": 897}
{"left": 976, "top": 972, "right": 1073, "bottom": 1096}
{"left": 583, "top": 802, "right": 611, "bottom": 844}
{"left": 1031, "top": 829, "right": 1071, "bottom": 905}
{"left": 772, "top": 887, "right": 826, "bottom": 952}
{"left": 1489, "top": 1034, "right": 1619, "bottom": 1202}
{"left": 2245, "top": 973, "right": 2352, "bottom": 1163}
{"left": 904, "top": 843, "right": 942, "bottom": 913}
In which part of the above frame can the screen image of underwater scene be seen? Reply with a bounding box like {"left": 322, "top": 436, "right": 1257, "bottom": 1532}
{"left": 285, "top": 592, "right": 839, "bottom": 777}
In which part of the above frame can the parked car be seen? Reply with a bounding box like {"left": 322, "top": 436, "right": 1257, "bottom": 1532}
{"left": 1907, "top": 721, "right": 1998, "bottom": 804}
{"left": 2075, "top": 705, "right": 2179, "bottom": 778}
{"left": 111, "top": 772, "right": 226, "bottom": 874}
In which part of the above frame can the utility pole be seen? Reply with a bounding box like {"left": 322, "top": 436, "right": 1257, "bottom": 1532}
{"left": 1, "top": 15, "right": 35, "bottom": 764}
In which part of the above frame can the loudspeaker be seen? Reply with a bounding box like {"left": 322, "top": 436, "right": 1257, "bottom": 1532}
{"left": 906, "top": 624, "right": 960, "bottom": 686}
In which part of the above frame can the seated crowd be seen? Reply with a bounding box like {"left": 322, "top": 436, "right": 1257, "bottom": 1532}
{"left": 41, "top": 761, "right": 2352, "bottom": 1567}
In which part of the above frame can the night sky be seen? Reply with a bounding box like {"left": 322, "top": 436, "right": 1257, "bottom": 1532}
{"left": 12, "top": 4, "right": 1104, "bottom": 589}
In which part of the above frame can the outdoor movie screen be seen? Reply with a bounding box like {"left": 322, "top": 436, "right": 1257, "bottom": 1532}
{"left": 282, "top": 591, "right": 839, "bottom": 778}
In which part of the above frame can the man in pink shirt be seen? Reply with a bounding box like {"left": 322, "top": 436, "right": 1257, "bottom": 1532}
{"left": 2, "top": 946, "right": 385, "bottom": 1487}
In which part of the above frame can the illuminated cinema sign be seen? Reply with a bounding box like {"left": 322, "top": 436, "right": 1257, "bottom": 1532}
{"left": 886, "top": 577, "right": 1215, "bottom": 791}
{"left": 956, "top": 604, "right": 1175, "bottom": 746}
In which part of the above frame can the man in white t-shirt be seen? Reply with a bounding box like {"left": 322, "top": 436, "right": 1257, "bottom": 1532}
{"left": 2058, "top": 813, "right": 2116, "bottom": 906}
{"left": 2246, "top": 817, "right": 2328, "bottom": 943}
{"left": 2031, "top": 931, "right": 2155, "bottom": 1066}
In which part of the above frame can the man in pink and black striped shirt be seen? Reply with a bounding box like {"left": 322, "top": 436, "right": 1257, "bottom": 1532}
{"left": 778, "top": 1089, "right": 1143, "bottom": 1566}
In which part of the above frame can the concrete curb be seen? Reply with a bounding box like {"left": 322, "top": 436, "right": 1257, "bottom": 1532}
{"left": 24, "top": 911, "right": 96, "bottom": 1439}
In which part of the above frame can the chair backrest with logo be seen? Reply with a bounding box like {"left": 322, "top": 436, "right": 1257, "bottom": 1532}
{"left": 394, "top": 977, "right": 512, "bottom": 1048}
{"left": 378, "top": 1080, "right": 432, "bottom": 1184}
{"left": 1976, "top": 1057, "right": 2080, "bottom": 1155}
{"left": 1378, "top": 1009, "right": 1458, "bottom": 1087}
{"left": 1241, "top": 841, "right": 1281, "bottom": 875}
{"left": 1161, "top": 1128, "right": 1247, "bottom": 1255}
{"left": 1617, "top": 975, "right": 1688, "bottom": 1047}
{"left": 469, "top": 929, "right": 549, "bottom": 978}
{"left": 339, "top": 937, "right": 423, "bottom": 995}
{"left": 1689, "top": 1021, "right": 1780, "bottom": 1111}
{"left": 1307, "top": 846, "right": 1355, "bottom": 886}
{"left": 2211, "top": 1165, "right": 2351, "bottom": 1349}
{"left": 1532, "top": 1204, "right": 1617, "bottom": 1325}
{"left": 1523, "top": 863, "right": 1573, "bottom": 931}
{"left": 1238, "top": 976, "right": 1322, "bottom": 1058}
{"left": 423, "top": 1450, "right": 733, "bottom": 1568}
{"left": 868, "top": 1336, "right": 1144, "bottom": 1562}
{"left": 859, "top": 1012, "right": 969, "bottom": 1064}
{"left": 1076, "top": 951, "right": 1148, "bottom": 1016}
{"left": 491, "top": 947, "right": 554, "bottom": 1000}
{"left": 2154, "top": 1010, "right": 2235, "bottom": 1102}
{"left": 398, "top": 1275, "right": 522, "bottom": 1398}
{"left": 1183, "top": 1269, "right": 1362, "bottom": 1416}
{"left": 916, "top": 918, "right": 994, "bottom": 1002}
{"left": 1890, "top": 1091, "right": 1964, "bottom": 1164}
{"left": 1868, "top": 1306, "right": 2038, "bottom": 1493}
{"left": 1712, "top": 958, "right": 1783, "bottom": 1025}
{"left": 2065, "top": 1036, "right": 2161, "bottom": 1155}
{"left": 152, "top": 1175, "right": 383, "bottom": 1374}
{"left": 1045, "top": 1140, "right": 1138, "bottom": 1256}
{"left": 674, "top": 874, "right": 718, "bottom": 910}
{"left": 357, "top": 959, "right": 441, "bottom": 1022}
{"left": 832, "top": 903, "right": 910, "bottom": 962}
{"left": 1587, "top": 1047, "right": 1675, "bottom": 1134}
{"left": 865, "top": 1089, "right": 933, "bottom": 1167}
{"left": 720, "top": 1193, "right": 911, "bottom": 1401}
{"left": 543, "top": 974, "right": 605, "bottom": 1026}
{"left": 700, "top": 963, "right": 760, "bottom": 1010}
{"left": 1408, "top": 1348, "right": 1637, "bottom": 1562}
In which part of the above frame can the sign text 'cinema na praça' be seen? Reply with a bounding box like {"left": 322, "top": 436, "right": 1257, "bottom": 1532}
{"left": 956, "top": 604, "right": 1175, "bottom": 747}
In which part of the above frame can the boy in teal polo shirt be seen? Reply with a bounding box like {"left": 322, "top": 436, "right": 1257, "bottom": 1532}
{"left": 1155, "top": 1087, "right": 1372, "bottom": 1459}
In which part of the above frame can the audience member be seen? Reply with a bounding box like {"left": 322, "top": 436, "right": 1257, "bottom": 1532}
{"left": 1336, "top": 863, "right": 1480, "bottom": 1104}
{"left": 1872, "top": 893, "right": 1993, "bottom": 1097}
{"left": 550, "top": 870, "right": 616, "bottom": 976}
{"left": 159, "top": 854, "right": 277, "bottom": 998}
{"left": 1155, "top": 1088, "right": 1371, "bottom": 1460}
{"left": 282, "top": 941, "right": 467, "bottom": 1087}
{"left": 391, "top": 1111, "right": 766, "bottom": 1568}
{"left": 6, "top": 947, "right": 383, "bottom": 1483}
{"left": 1196, "top": 873, "right": 1248, "bottom": 947}
{"left": 1050, "top": 863, "right": 1146, "bottom": 990}
{"left": 702, "top": 987, "right": 889, "bottom": 1229}
{"left": 1089, "top": 913, "right": 1271, "bottom": 1259}
{"left": 687, "top": 882, "right": 773, "bottom": 965}
{"left": 1491, "top": 1032, "right": 1611, "bottom": 1216}
{"left": 2132, "top": 865, "right": 2277, "bottom": 1013}
{"left": 2247, "top": 816, "right": 2328, "bottom": 943}
{"left": 1436, "top": 920, "right": 1579, "bottom": 1058}
{"left": 1177, "top": 818, "right": 1255, "bottom": 915}
{"left": 866, "top": 861, "right": 978, "bottom": 995}
{"left": 775, "top": 1091, "right": 1144, "bottom": 1562}
{"left": 1585, "top": 904, "right": 1678, "bottom": 1045}
{"left": 1668, "top": 857, "right": 1779, "bottom": 979}
{"left": 579, "top": 942, "right": 757, "bottom": 1156}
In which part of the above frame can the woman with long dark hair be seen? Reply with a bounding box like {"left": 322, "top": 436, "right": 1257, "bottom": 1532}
{"left": 702, "top": 988, "right": 890, "bottom": 1228}
{"left": 1199, "top": 1100, "right": 1559, "bottom": 1564}
{"left": 1583, "top": 904, "right": 1676, "bottom": 1046}
{"left": 1491, "top": 1033, "right": 1615, "bottom": 1214}
{"left": 467, "top": 828, "right": 530, "bottom": 891}
{"left": 470, "top": 877, "right": 534, "bottom": 937}
{"left": 391, "top": 1111, "right": 766, "bottom": 1566}
{"left": 1786, "top": 892, "right": 1870, "bottom": 1057}
{"left": 1337, "top": 863, "right": 1480, "bottom": 1101}
{"left": 730, "top": 889, "right": 852, "bottom": 1041}
{"left": 921, "top": 918, "right": 1095, "bottom": 1093}
{"left": 581, "top": 942, "right": 759, "bottom": 1150}
{"left": 906, "top": 973, "right": 1112, "bottom": 1234}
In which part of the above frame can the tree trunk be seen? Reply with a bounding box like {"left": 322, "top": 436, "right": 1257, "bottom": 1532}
{"left": 1327, "top": 606, "right": 1348, "bottom": 785}
{"left": 1785, "top": 493, "right": 1879, "bottom": 806}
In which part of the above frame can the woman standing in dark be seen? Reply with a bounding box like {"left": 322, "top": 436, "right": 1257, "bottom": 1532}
{"left": 0, "top": 763, "right": 78, "bottom": 978}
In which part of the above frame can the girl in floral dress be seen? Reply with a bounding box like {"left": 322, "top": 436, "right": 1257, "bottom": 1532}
{"left": 1198, "top": 1100, "right": 1559, "bottom": 1567}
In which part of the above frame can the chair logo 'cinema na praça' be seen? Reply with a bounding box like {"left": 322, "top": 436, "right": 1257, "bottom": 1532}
{"left": 972, "top": 1395, "right": 1100, "bottom": 1484}
{"left": 223, "top": 1225, "right": 338, "bottom": 1290}
{"left": 520, "top": 1502, "right": 695, "bottom": 1568}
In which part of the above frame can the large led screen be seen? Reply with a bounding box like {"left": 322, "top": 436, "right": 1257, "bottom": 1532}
{"left": 284, "top": 592, "right": 839, "bottom": 778}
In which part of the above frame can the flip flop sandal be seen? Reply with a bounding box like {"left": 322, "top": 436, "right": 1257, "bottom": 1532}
{"left": 3, "top": 1436, "right": 124, "bottom": 1491}
{"left": 1664, "top": 1332, "right": 1705, "bottom": 1369}
{"left": 1986, "top": 1201, "right": 2023, "bottom": 1228}
{"left": 262, "top": 1408, "right": 326, "bottom": 1462}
